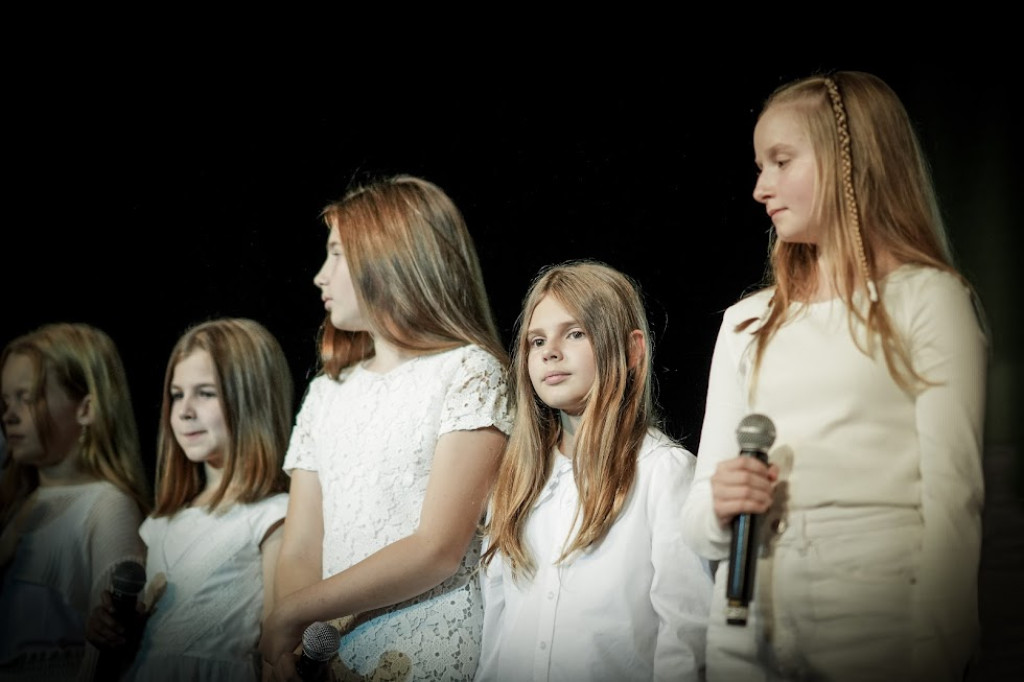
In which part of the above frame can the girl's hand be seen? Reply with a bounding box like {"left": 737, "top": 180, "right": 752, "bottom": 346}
{"left": 710, "top": 455, "right": 779, "bottom": 527}
{"left": 85, "top": 590, "right": 126, "bottom": 649}
{"left": 258, "top": 607, "right": 303, "bottom": 682}
{"left": 262, "top": 651, "right": 299, "bottom": 682}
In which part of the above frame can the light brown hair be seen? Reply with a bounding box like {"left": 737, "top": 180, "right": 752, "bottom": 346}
{"left": 1, "top": 323, "right": 150, "bottom": 525}
{"left": 152, "top": 318, "right": 292, "bottom": 515}
{"left": 315, "top": 175, "right": 507, "bottom": 378}
{"left": 482, "top": 260, "right": 660, "bottom": 580}
{"left": 743, "top": 70, "right": 975, "bottom": 393}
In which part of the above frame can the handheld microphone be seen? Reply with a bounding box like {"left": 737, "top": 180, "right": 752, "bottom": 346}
{"left": 295, "top": 621, "right": 340, "bottom": 681}
{"left": 91, "top": 560, "right": 146, "bottom": 681}
{"left": 109, "top": 560, "right": 147, "bottom": 620}
{"left": 726, "top": 413, "right": 776, "bottom": 626}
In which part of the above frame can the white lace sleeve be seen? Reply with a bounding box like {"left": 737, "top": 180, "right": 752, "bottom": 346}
{"left": 439, "top": 346, "right": 512, "bottom": 436}
{"left": 283, "top": 376, "right": 331, "bottom": 473}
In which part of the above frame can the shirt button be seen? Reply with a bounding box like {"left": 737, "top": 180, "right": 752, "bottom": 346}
{"left": 539, "top": 642, "right": 548, "bottom": 650}
{"left": 547, "top": 591, "right": 555, "bottom": 600}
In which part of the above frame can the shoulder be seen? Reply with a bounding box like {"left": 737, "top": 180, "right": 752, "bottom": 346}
{"left": 884, "top": 264, "right": 971, "bottom": 299}
{"left": 883, "top": 265, "right": 984, "bottom": 328}
{"left": 637, "top": 429, "right": 697, "bottom": 480}
{"left": 438, "top": 344, "right": 505, "bottom": 373}
{"left": 241, "top": 493, "right": 289, "bottom": 534}
{"left": 252, "top": 492, "right": 289, "bottom": 516}
{"left": 296, "top": 372, "right": 350, "bottom": 413}
{"left": 88, "top": 480, "right": 143, "bottom": 515}
{"left": 722, "top": 287, "right": 774, "bottom": 325}
{"left": 429, "top": 344, "right": 508, "bottom": 389}
{"left": 306, "top": 372, "right": 343, "bottom": 394}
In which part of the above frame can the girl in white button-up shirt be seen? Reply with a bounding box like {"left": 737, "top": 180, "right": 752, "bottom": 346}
{"left": 478, "top": 260, "right": 713, "bottom": 682}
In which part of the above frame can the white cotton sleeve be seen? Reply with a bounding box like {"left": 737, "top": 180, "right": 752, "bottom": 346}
{"left": 680, "top": 305, "right": 754, "bottom": 561}
{"left": 905, "top": 271, "right": 987, "bottom": 680}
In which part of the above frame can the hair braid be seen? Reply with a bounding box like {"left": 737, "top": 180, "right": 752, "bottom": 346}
{"left": 824, "top": 76, "right": 878, "bottom": 303}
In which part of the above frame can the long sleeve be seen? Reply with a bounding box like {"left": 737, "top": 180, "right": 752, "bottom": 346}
{"left": 475, "top": 538, "right": 505, "bottom": 682}
{"left": 649, "top": 444, "right": 714, "bottom": 682}
{"left": 905, "top": 271, "right": 987, "bottom": 679}
{"left": 680, "top": 292, "right": 768, "bottom": 561}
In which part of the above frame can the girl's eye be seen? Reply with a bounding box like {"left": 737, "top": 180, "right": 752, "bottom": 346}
{"left": 169, "top": 391, "right": 183, "bottom": 402}
{"left": 199, "top": 389, "right": 218, "bottom": 399}
{"left": 569, "top": 330, "right": 585, "bottom": 340}
{"left": 529, "top": 338, "right": 544, "bottom": 348}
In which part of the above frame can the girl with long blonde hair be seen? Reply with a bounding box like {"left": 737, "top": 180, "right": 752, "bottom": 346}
{"left": 680, "top": 71, "right": 988, "bottom": 681}
{"left": 478, "top": 260, "right": 712, "bottom": 682}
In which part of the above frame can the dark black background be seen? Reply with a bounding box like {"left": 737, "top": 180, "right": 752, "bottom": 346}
{"left": 3, "top": 37, "right": 1022, "bottom": 679}
{"left": 7, "top": 52, "right": 1017, "bottom": 468}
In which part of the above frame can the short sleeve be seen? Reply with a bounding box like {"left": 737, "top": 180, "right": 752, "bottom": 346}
{"left": 85, "top": 485, "right": 146, "bottom": 610}
{"left": 439, "top": 347, "right": 512, "bottom": 436}
{"left": 283, "top": 376, "right": 331, "bottom": 474}
{"left": 246, "top": 493, "right": 289, "bottom": 544}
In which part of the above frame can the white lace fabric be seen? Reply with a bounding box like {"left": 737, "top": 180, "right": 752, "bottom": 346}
{"left": 284, "top": 344, "right": 512, "bottom": 680}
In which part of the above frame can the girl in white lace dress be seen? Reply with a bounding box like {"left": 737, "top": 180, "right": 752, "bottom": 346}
{"left": 0, "top": 323, "right": 150, "bottom": 682}
{"left": 88, "top": 318, "right": 294, "bottom": 682}
{"left": 260, "top": 175, "right": 512, "bottom": 681}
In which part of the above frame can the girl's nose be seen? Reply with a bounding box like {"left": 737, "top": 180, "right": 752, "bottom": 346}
{"left": 176, "top": 399, "right": 195, "bottom": 421}
{"left": 753, "top": 173, "right": 772, "bottom": 204}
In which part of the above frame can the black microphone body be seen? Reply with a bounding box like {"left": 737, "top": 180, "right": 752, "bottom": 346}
{"left": 726, "top": 414, "right": 776, "bottom": 626}
{"left": 109, "top": 560, "right": 146, "bottom": 622}
{"left": 93, "top": 560, "right": 146, "bottom": 680}
{"left": 295, "top": 621, "right": 340, "bottom": 681}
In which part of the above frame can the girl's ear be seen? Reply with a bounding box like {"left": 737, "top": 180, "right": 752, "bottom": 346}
{"left": 76, "top": 394, "right": 96, "bottom": 426}
{"left": 627, "top": 330, "right": 645, "bottom": 370}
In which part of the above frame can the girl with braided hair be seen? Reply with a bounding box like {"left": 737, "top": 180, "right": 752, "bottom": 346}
{"left": 679, "top": 71, "right": 988, "bottom": 681}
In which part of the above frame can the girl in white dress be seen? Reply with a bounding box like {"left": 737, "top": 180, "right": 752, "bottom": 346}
{"left": 89, "top": 318, "right": 294, "bottom": 682}
{"left": 0, "top": 323, "right": 150, "bottom": 681}
{"left": 679, "top": 71, "right": 989, "bottom": 681}
{"left": 259, "top": 175, "right": 512, "bottom": 681}
{"left": 476, "top": 260, "right": 713, "bottom": 682}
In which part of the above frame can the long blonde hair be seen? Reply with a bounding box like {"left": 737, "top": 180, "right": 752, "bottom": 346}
{"left": 152, "top": 318, "right": 292, "bottom": 515}
{"left": 482, "top": 260, "right": 659, "bottom": 580}
{"left": 315, "top": 175, "right": 507, "bottom": 378}
{"left": 743, "top": 70, "right": 973, "bottom": 393}
{"left": 1, "top": 323, "right": 150, "bottom": 525}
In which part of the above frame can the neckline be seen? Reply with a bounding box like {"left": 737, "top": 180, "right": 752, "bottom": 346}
{"left": 355, "top": 353, "right": 423, "bottom": 379}
{"left": 794, "top": 263, "right": 919, "bottom": 308}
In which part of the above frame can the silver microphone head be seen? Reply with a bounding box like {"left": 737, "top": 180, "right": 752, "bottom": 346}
{"left": 302, "top": 621, "right": 341, "bottom": 663}
{"left": 736, "top": 413, "right": 776, "bottom": 452}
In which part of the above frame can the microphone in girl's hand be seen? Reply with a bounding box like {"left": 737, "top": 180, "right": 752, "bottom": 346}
{"left": 726, "top": 413, "right": 776, "bottom": 626}
{"left": 296, "top": 621, "right": 341, "bottom": 681}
